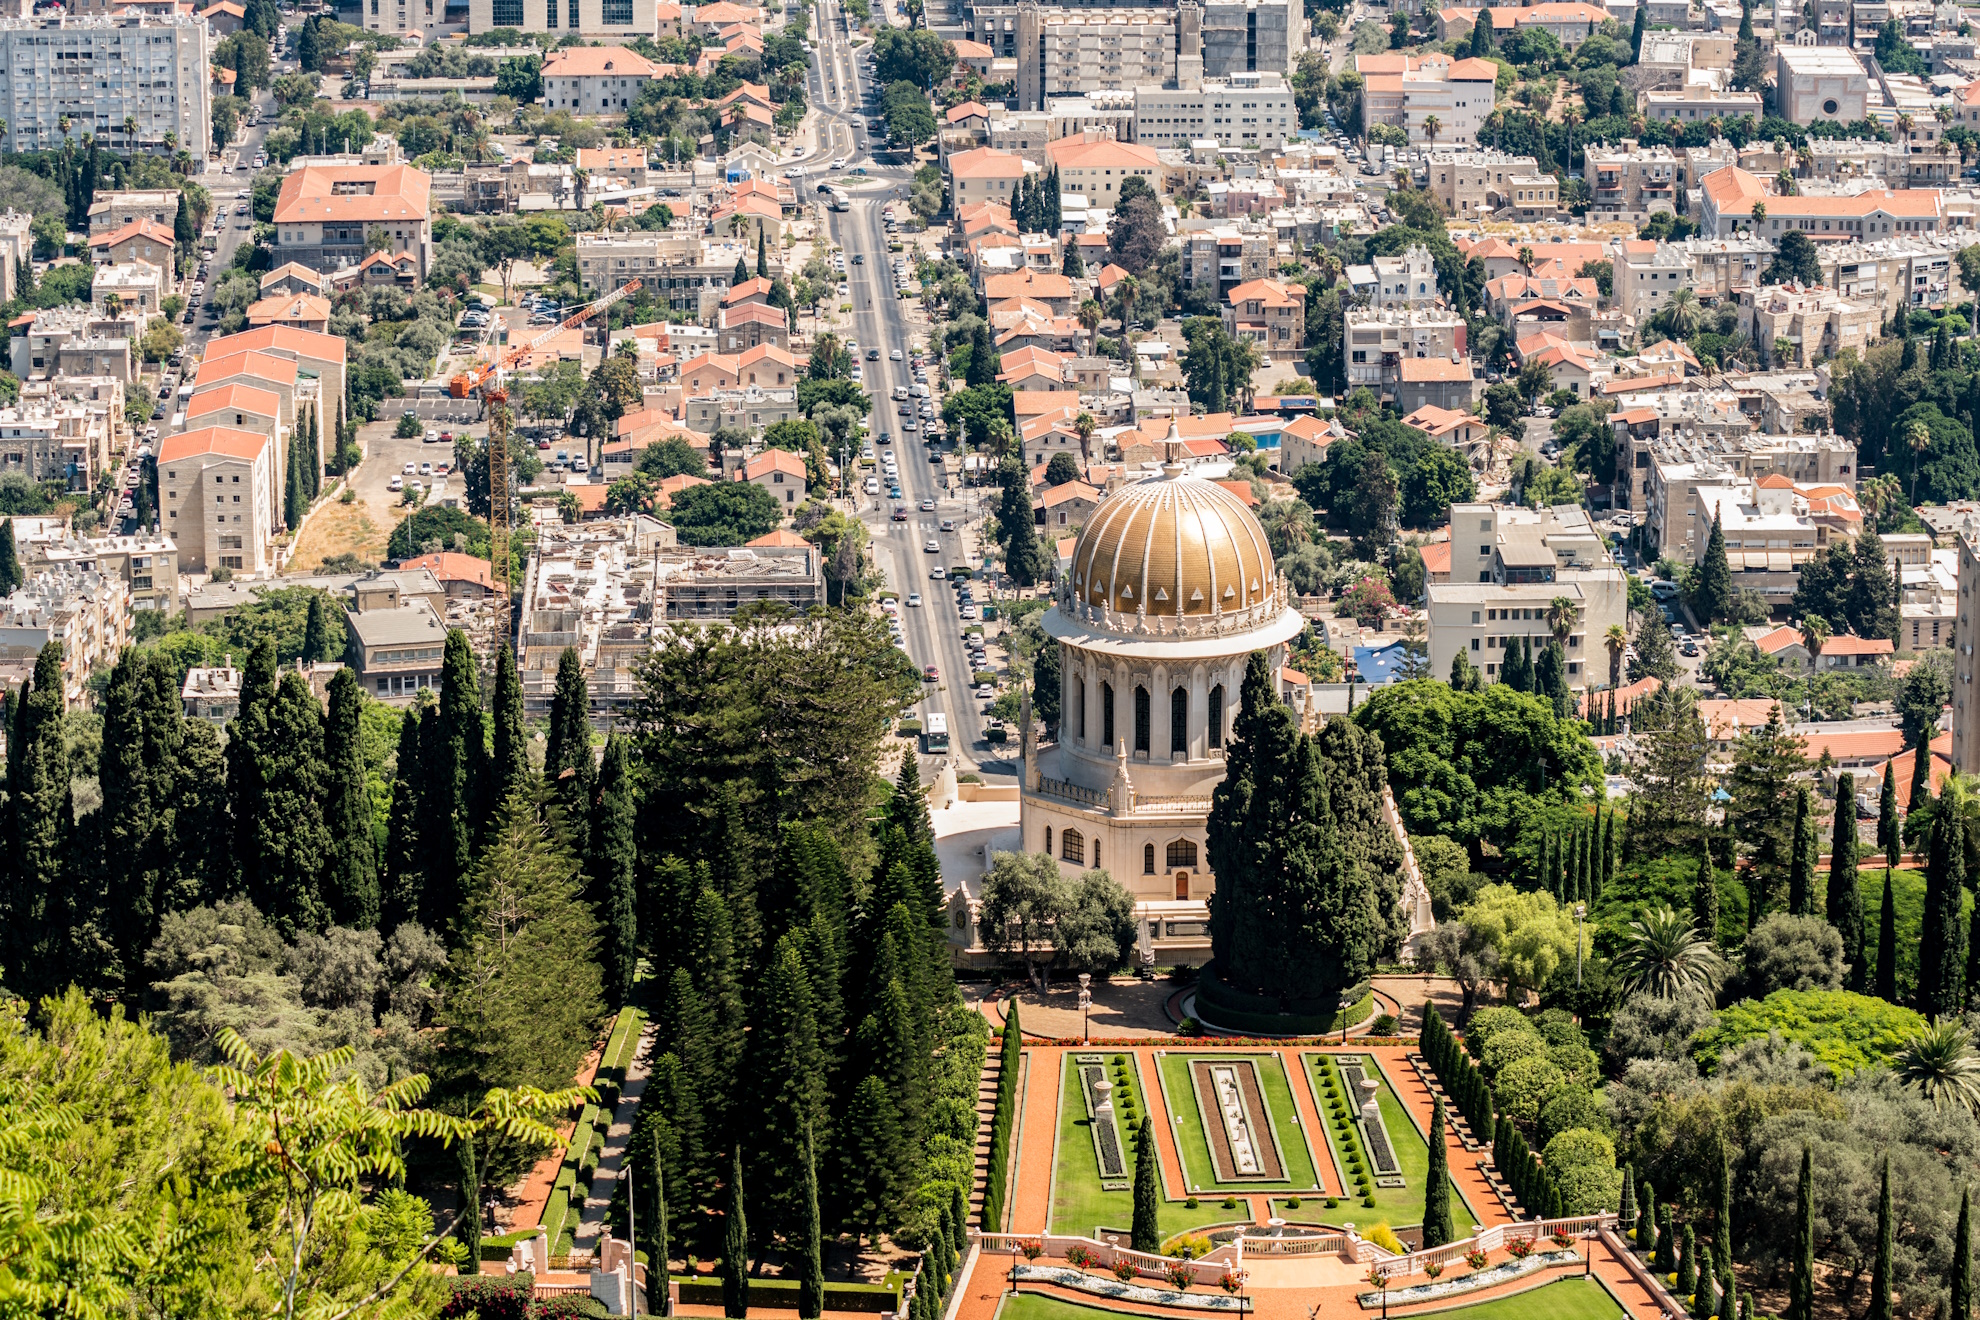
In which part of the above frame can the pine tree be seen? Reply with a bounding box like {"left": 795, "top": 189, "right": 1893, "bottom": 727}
{"left": 381, "top": 700, "right": 426, "bottom": 932}
{"left": 424, "top": 628, "right": 485, "bottom": 931}
{"left": 1910, "top": 734, "right": 1933, "bottom": 818}
{"left": 1877, "top": 866, "right": 1899, "bottom": 1002}
{"left": 722, "top": 1147, "right": 749, "bottom": 1318}
{"left": 490, "top": 642, "right": 529, "bottom": 813}
{"left": 0, "top": 518, "right": 22, "bottom": 596}
{"left": 797, "top": 1120, "right": 824, "bottom": 1319}
{"left": 1694, "top": 512, "right": 1733, "bottom": 623}
{"left": 457, "top": 1134, "right": 481, "bottom": 1263}
{"left": 1787, "top": 786, "right": 1816, "bottom": 916}
{"left": 1953, "top": 1187, "right": 1972, "bottom": 1320}
{"left": 1869, "top": 1157, "right": 1893, "bottom": 1320}
{"left": 1789, "top": 1147, "right": 1815, "bottom": 1320}
{"left": 745, "top": 934, "right": 827, "bottom": 1241}
{"left": 1693, "top": 840, "right": 1720, "bottom": 945}
{"left": 1423, "top": 1093, "right": 1454, "bottom": 1248}
{"left": 1715, "top": 1141, "right": 1733, "bottom": 1278}
{"left": 1829, "top": 771, "right": 1866, "bottom": 989}
{"left": 1922, "top": 809, "right": 1968, "bottom": 1019}
{"left": 589, "top": 734, "right": 639, "bottom": 1008}
{"left": 323, "top": 667, "right": 380, "bottom": 929}
{"left": 3, "top": 641, "right": 68, "bottom": 996}
{"left": 542, "top": 645, "right": 596, "bottom": 855}
{"left": 1129, "top": 1115, "right": 1161, "bottom": 1252}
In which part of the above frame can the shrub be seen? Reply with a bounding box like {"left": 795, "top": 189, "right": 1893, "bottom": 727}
{"left": 1112, "top": 1260, "right": 1137, "bottom": 1282}
{"left": 1482, "top": 1029, "right": 1548, "bottom": 1076}
{"left": 1363, "top": 1223, "right": 1405, "bottom": 1254}
{"left": 1287, "top": 1196, "right": 1301, "bottom": 1209}
{"left": 1185, "top": 1196, "right": 1199, "bottom": 1209}
{"left": 1370, "top": 1013, "right": 1399, "bottom": 1036}
{"left": 1222, "top": 1197, "right": 1239, "bottom": 1209}
{"left": 1493, "top": 1054, "right": 1568, "bottom": 1124}
{"left": 1466, "top": 1006, "right": 1538, "bottom": 1058}
{"left": 1326, "top": 1197, "right": 1339, "bottom": 1208}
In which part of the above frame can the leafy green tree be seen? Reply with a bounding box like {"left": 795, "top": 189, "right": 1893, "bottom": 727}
{"left": 1763, "top": 230, "right": 1823, "bottom": 287}
{"left": 665, "top": 481, "right": 783, "bottom": 545}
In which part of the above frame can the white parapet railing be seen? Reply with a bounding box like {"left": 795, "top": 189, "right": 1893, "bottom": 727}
{"left": 972, "top": 1213, "right": 1618, "bottom": 1286}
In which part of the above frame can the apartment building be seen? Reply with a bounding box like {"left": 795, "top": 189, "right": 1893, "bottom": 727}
{"left": 1680, "top": 232, "right": 1774, "bottom": 301}
{"left": 1355, "top": 53, "right": 1499, "bottom": 147}
{"left": 9, "top": 306, "right": 132, "bottom": 384}
{"left": 1424, "top": 148, "right": 1542, "bottom": 221}
{"left": 681, "top": 385, "right": 799, "bottom": 433}
{"left": 1360, "top": 244, "right": 1439, "bottom": 309}
{"left": 1699, "top": 164, "right": 1945, "bottom": 239}
{"left": 1343, "top": 305, "right": 1467, "bottom": 399}
{"left": 86, "top": 189, "right": 179, "bottom": 233}
{"left": 204, "top": 326, "right": 348, "bottom": 471}
{"left": 1425, "top": 502, "right": 1627, "bottom": 688}
{"left": 983, "top": 0, "right": 1306, "bottom": 111}
{"left": 945, "top": 147, "right": 1034, "bottom": 213}
{"left": 572, "top": 231, "right": 768, "bottom": 303}
{"left": 0, "top": 13, "right": 211, "bottom": 156}
{"left": 1817, "top": 234, "right": 1963, "bottom": 318}
{"left": 1221, "top": 278, "right": 1306, "bottom": 358}
{"left": 1645, "top": 454, "right": 1859, "bottom": 565}
{"left": 465, "top": 0, "right": 659, "bottom": 37}
{"left": 1131, "top": 73, "right": 1298, "bottom": 151}
{"left": 0, "top": 567, "right": 131, "bottom": 708}
{"left": 1741, "top": 283, "right": 1879, "bottom": 368}
{"left": 0, "top": 211, "right": 29, "bottom": 306}
{"left": 17, "top": 527, "right": 178, "bottom": 612}
{"left": 1612, "top": 238, "right": 1696, "bottom": 324}
{"left": 1179, "top": 225, "right": 1272, "bottom": 295}
{"left": 1615, "top": 420, "right": 1854, "bottom": 512}
{"left": 1641, "top": 87, "right": 1763, "bottom": 123}
{"left": 539, "top": 44, "right": 661, "bottom": 113}
{"left": 158, "top": 426, "right": 278, "bottom": 576}
{"left": 1775, "top": 45, "right": 1870, "bottom": 123}
{"left": 272, "top": 163, "right": 433, "bottom": 279}
{"left": 1045, "top": 134, "right": 1164, "bottom": 206}
{"left": 1585, "top": 143, "right": 1684, "bottom": 223}
{"left": 93, "top": 262, "right": 169, "bottom": 320}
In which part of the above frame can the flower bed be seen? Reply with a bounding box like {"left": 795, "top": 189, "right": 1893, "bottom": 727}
{"left": 1015, "top": 1266, "right": 1249, "bottom": 1311}
{"left": 1035, "top": 1037, "right": 1421, "bottom": 1048}
{"left": 1354, "top": 1249, "right": 1578, "bottom": 1309}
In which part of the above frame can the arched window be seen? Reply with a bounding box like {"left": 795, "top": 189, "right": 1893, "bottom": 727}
{"left": 1167, "top": 839, "right": 1199, "bottom": 870}
{"left": 1134, "top": 685, "right": 1150, "bottom": 753}
{"left": 1209, "top": 684, "right": 1225, "bottom": 749}
{"left": 1171, "top": 686, "right": 1188, "bottom": 756}
{"left": 1075, "top": 676, "right": 1086, "bottom": 741}
{"left": 1144, "top": 843, "right": 1156, "bottom": 874}
{"left": 1102, "top": 682, "right": 1115, "bottom": 749}
{"left": 1061, "top": 829, "right": 1085, "bottom": 865}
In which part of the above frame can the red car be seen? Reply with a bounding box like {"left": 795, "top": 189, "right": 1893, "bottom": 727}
{"left": 923, "top": 665, "right": 939, "bottom": 682}
{"left": 892, "top": 505, "right": 909, "bottom": 521}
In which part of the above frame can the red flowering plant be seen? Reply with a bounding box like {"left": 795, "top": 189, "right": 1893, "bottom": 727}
{"left": 1464, "top": 1249, "right": 1489, "bottom": 1272}
{"left": 1112, "top": 1259, "right": 1138, "bottom": 1282}
{"left": 1218, "top": 1268, "right": 1248, "bottom": 1295}
{"left": 1506, "top": 1237, "right": 1534, "bottom": 1260}
{"left": 1019, "top": 1241, "right": 1045, "bottom": 1262}
{"left": 1064, "top": 1245, "right": 1096, "bottom": 1271}
{"left": 1165, "top": 1261, "right": 1196, "bottom": 1292}
{"left": 1423, "top": 1262, "right": 1444, "bottom": 1279}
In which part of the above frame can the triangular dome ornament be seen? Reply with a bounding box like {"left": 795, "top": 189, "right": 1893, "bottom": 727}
{"left": 1154, "top": 587, "right": 1168, "bottom": 601}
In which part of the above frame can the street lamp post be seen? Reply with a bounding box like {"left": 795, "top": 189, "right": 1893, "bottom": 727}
{"left": 1574, "top": 901, "right": 1587, "bottom": 988}
{"left": 1337, "top": 992, "right": 1350, "bottom": 1044}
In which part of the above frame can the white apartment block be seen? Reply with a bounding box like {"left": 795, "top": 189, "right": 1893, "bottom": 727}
{"left": 159, "top": 425, "right": 278, "bottom": 576}
{"left": 1641, "top": 87, "right": 1763, "bottom": 123}
{"left": 1613, "top": 239, "right": 1695, "bottom": 325}
{"left": 0, "top": 210, "right": 29, "bottom": 306}
{"left": 1356, "top": 53, "right": 1498, "bottom": 147}
{"left": 0, "top": 567, "right": 131, "bottom": 708}
{"left": 574, "top": 232, "right": 768, "bottom": 302}
{"left": 1425, "top": 502, "right": 1627, "bottom": 689}
{"left": 1425, "top": 149, "right": 1541, "bottom": 220}
{"left": 1132, "top": 73, "right": 1298, "bottom": 151}
{"left": 466, "top": 0, "right": 658, "bottom": 37}
{"left": 17, "top": 526, "right": 178, "bottom": 612}
{"left": 538, "top": 44, "right": 662, "bottom": 113}
{"left": 1343, "top": 305, "right": 1466, "bottom": 393}
{"left": 1585, "top": 143, "right": 1686, "bottom": 223}
{"left": 0, "top": 14, "right": 211, "bottom": 156}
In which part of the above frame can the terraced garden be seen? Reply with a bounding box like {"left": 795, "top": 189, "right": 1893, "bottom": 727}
{"left": 1306, "top": 1052, "right": 1477, "bottom": 1236}
{"left": 1048, "top": 1052, "right": 1240, "bottom": 1240}
{"left": 1157, "top": 1052, "right": 1322, "bottom": 1196}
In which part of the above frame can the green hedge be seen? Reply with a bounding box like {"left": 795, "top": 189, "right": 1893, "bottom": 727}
{"left": 673, "top": 1279, "right": 897, "bottom": 1313}
{"left": 981, "top": 998, "right": 1022, "bottom": 1230}
{"left": 479, "top": 1229, "right": 538, "bottom": 1262}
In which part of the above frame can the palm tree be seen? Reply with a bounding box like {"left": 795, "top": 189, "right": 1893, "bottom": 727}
{"left": 1517, "top": 244, "right": 1535, "bottom": 272}
{"left": 1112, "top": 276, "right": 1139, "bottom": 335}
{"left": 122, "top": 114, "right": 138, "bottom": 152}
{"left": 1547, "top": 595, "right": 1580, "bottom": 646}
{"left": 1605, "top": 623, "right": 1627, "bottom": 689}
{"left": 1796, "top": 143, "right": 1814, "bottom": 176}
{"left": 1775, "top": 168, "right": 1796, "bottom": 197}
{"left": 1612, "top": 906, "right": 1728, "bottom": 999}
{"left": 1896, "top": 1021, "right": 1980, "bottom": 1114}
{"left": 1422, "top": 114, "right": 1442, "bottom": 147}
{"left": 1072, "top": 411, "right": 1096, "bottom": 453}
{"left": 1077, "top": 298, "right": 1103, "bottom": 350}
{"left": 1896, "top": 111, "right": 1914, "bottom": 145}
{"left": 1907, "top": 417, "right": 1932, "bottom": 504}
{"left": 1660, "top": 287, "right": 1704, "bottom": 339}
{"left": 1800, "top": 613, "right": 1831, "bottom": 654}
{"left": 1749, "top": 200, "right": 1766, "bottom": 230}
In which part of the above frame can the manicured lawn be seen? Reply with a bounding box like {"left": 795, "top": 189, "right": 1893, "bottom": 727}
{"left": 994, "top": 1278, "right": 1624, "bottom": 1320}
{"left": 1047, "top": 1055, "right": 1237, "bottom": 1239}
{"left": 1157, "top": 1052, "right": 1322, "bottom": 1195}
{"left": 1303, "top": 1053, "right": 1477, "bottom": 1236}
{"left": 1855, "top": 867, "right": 1972, "bottom": 1001}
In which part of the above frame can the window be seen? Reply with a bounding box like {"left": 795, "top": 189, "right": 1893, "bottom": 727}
{"left": 1144, "top": 843, "right": 1155, "bottom": 874}
{"left": 546, "top": 0, "right": 556, "bottom": 24}
{"left": 1170, "top": 686, "right": 1187, "bottom": 756}
{"left": 1102, "top": 682, "right": 1115, "bottom": 749}
{"left": 601, "top": 0, "right": 631, "bottom": 20}
{"left": 1134, "top": 685, "right": 1150, "bottom": 753}
{"left": 1061, "top": 828, "right": 1085, "bottom": 865}
{"left": 1167, "top": 839, "right": 1198, "bottom": 870}
{"left": 1074, "top": 677, "right": 1086, "bottom": 740}
{"left": 490, "top": 0, "right": 522, "bottom": 23}
{"left": 1208, "top": 684, "right": 1224, "bottom": 749}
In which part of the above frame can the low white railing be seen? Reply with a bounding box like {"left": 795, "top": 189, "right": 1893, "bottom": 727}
{"left": 973, "top": 1232, "right": 1241, "bottom": 1286}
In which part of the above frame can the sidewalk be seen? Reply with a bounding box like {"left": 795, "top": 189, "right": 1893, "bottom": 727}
{"left": 575, "top": 1021, "right": 659, "bottom": 1242}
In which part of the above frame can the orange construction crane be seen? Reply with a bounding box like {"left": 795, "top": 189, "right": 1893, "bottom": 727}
{"left": 445, "top": 280, "right": 642, "bottom": 642}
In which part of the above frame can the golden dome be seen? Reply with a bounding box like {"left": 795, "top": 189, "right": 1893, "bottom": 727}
{"left": 1068, "top": 457, "right": 1277, "bottom": 622}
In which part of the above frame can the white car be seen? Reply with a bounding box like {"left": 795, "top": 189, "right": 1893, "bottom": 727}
{"left": 388, "top": 475, "right": 404, "bottom": 491}
{"left": 864, "top": 477, "right": 879, "bottom": 494}
{"left": 830, "top": 156, "right": 848, "bottom": 168}
{"left": 931, "top": 566, "right": 947, "bottom": 579}
{"left": 403, "top": 461, "right": 417, "bottom": 474}
{"left": 907, "top": 593, "right": 922, "bottom": 607}
{"left": 924, "top": 538, "right": 939, "bottom": 552}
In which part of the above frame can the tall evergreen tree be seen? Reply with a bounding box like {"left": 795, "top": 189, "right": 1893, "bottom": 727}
{"left": 745, "top": 933, "right": 827, "bottom": 1241}
{"left": 796, "top": 1121, "right": 824, "bottom": 1320}
{"left": 1922, "top": 809, "right": 1968, "bottom": 1018}
{"left": 0, "top": 517, "right": 23, "bottom": 596}
{"left": 302, "top": 593, "right": 330, "bottom": 663}
{"left": 1910, "top": 734, "right": 1934, "bottom": 818}
{"left": 543, "top": 645, "right": 596, "bottom": 852}
{"left": 1869, "top": 1157, "right": 1893, "bottom": 1320}
{"left": 589, "top": 734, "right": 638, "bottom": 1007}
{"left": 1879, "top": 760, "right": 1901, "bottom": 859}
{"left": 721, "top": 1148, "right": 749, "bottom": 1318}
{"left": 3, "top": 641, "right": 68, "bottom": 996}
{"left": 323, "top": 667, "right": 380, "bottom": 929}
{"left": 1423, "top": 1093, "right": 1454, "bottom": 1249}
{"left": 646, "top": 1126, "right": 671, "bottom": 1294}
{"left": 1693, "top": 840, "right": 1720, "bottom": 945}
{"left": 1715, "top": 1141, "right": 1734, "bottom": 1278}
{"left": 381, "top": 699, "right": 427, "bottom": 932}
{"left": 1787, "top": 786, "right": 1816, "bottom": 916}
{"left": 1678, "top": 1224, "right": 1697, "bottom": 1296}
{"left": 457, "top": 1133, "right": 481, "bottom": 1263}
{"left": 1876, "top": 866, "right": 1899, "bottom": 1002}
{"left": 1829, "top": 772, "right": 1866, "bottom": 989}
{"left": 756, "top": 228, "right": 767, "bottom": 279}
{"left": 1694, "top": 512, "right": 1733, "bottom": 623}
{"left": 1131, "top": 1117, "right": 1159, "bottom": 1252}
{"left": 424, "top": 628, "right": 485, "bottom": 931}
{"left": 1789, "top": 1147, "right": 1815, "bottom": 1320}
{"left": 1953, "top": 1187, "right": 1972, "bottom": 1320}
{"left": 489, "top": 642, "right": 529, "bottom": 812}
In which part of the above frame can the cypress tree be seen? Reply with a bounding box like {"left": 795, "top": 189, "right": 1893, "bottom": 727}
{"left": 489, "top": 642, "right": 529, "bottom": 812}
{"left": 1693, "top": 840, "right": 1720, "bottom": 945}
{"left": 796, "top": 1122, "right": 824, "bottom": 1320}
{"left": 1717, "top": 1272, "right": 1736, "bottom": 1320}
{"left": 1715, "top": 1141, "right": 1733, "bottom": 1278}
{"left": 1131, "top": 1116, "right": 1160, "bottom": 1252}
{"left": 542, "top": 644, "right": 596, "bottom": 853}
{"left": 424, "top": 628, "right": 485, "bottom": 931}
{"left": 302, "top": 593, "right": 329, "bottom": 663}
{"left": 1677, "top": 1224, "right": 1697, "bottom": 1296}
{"left": 1953, "top": 1187, "right": 1971, "bottom": 1320}
{"left": 4, "top": 641, "right": 67, "bottom": 995}
{"left": 1910, "top": 734, "right": 1933, "bottom": 818}
{"left": 1693, "top": 1263, "right": 1717, "bottom": 1320}
{"left": 1879, "top": 760, "right": 1901, "bottom": 859}
{"left": 1694, "top": 512, "right": 1732, "bottom": 624}
{"left": 225, "top": 638, "right": 279, "bottom": 899}
{"left": 457, "top": 1135, "right": 481, "bottom": 1263}
{"left": 1789, "top": 1148, "right": 1815, "bottom": 1320}
{"left": 323, "top": 667, "right": 380, "bottom": 929}
{"left": 1655, "top": 1202, "right": 1676, "bottom": 1273}
{"left": 756, "top": 228, "right": 767, "bottom": 279}
{"left": 1423, "top": 1093, "right": 1454, "bottom": 1248}
{"left": 1922, "top": 810, "right": 1968, "bottom": 1019}
{"left": 1787, "top": 786, "right": 1816, "bottom": 917}
{"left": 1869, "top": 1157, "right": 1893, "bottom": 1320}
{"left": 0, "top": 518, "right": 23, "bottom": 596}
{"left": 647, "top": 1126, "right": 671, "bottom": 1302}
{"left": 1640, "top": 1183, "right": 1658, "bottom": 1255}
{"left": 284, "top": 424, "right": 306, "bottom": 528}
{"left": 1601, "top": 808, "right": 1615, "bottom": 901}
{"left": 380, "top": 700, "right": 426, "bottom": 932}
{"left": 589, "top": 734, "right": 638, "bottom": 1007}
{"left": 1876, "top": 866, "right": 1899, "bottom": 1002}
{"left": 721, "top": 1147, "right": 748, "bottom": 1318}
{"left": 1829, "top": 772, "right": 1866, "bottom": 988}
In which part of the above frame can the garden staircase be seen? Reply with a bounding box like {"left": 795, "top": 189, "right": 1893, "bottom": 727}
{"left": 968, "top": 1044, "right": 1004, "bottom": 1223}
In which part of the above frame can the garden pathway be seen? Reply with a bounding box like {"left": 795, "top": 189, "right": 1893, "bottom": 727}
{"left": 1270, "top": 1048, "right": 1339, "bottom": 1200}
{"left": 1359, "top": 1045, "right": 1511, "bottom": 1230}
{"left": 574, "top": 1020, "right": 659, "bottom": 1243}
{"left": 506, "top": 1040, "right": 606, "bottom": 1231}
{"left": 1009, "top": 1043, "right": 1065, "bottom": 1236}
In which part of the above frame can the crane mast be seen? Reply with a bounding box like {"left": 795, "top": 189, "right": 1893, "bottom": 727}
{"left": 446, "top": 280, "right": 644, "bottom": 641}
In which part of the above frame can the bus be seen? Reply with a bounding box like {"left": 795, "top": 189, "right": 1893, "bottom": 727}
{"left": 921, "top": 711, "right": 950, "bottom": 754}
